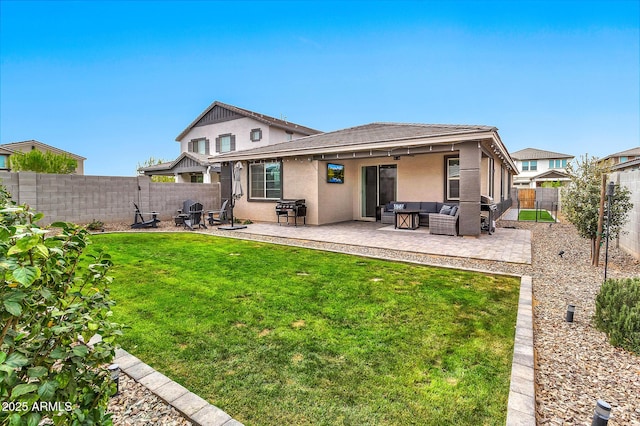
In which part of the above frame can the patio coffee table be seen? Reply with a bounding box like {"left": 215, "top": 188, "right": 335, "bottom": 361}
{"left": 395, "top": 209, "right": 420, "bottom": 230}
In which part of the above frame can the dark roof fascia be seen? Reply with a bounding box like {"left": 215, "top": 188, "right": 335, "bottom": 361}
{"left": 175, "top": 101, "right": 321, "bottom": 141}
{"left": 213, "top": 123, "right": 519, "bottom": 173}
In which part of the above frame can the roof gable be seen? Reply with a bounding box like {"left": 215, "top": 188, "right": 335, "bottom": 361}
{"left": 176, "top": 101, "right": 321, "bottom": 141}
{"left": 533, "top": 169, "right": 571, "bottom": 180}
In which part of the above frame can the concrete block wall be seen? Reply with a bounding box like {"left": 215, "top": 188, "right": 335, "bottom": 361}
{"left": 535, "top": 187, "right": 560, "bottom": 212}
{"left": 0, "top": 171, "right": 220, "bottom": 226}
{"left": 612, "top": 168, "right": 640, "bottom": 260}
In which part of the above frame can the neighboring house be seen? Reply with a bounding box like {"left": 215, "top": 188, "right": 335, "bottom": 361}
{"left": 598, "top": 147, "right": 640, "bottom": 168}
{"left": 0, "top": 146, "right": 11, "bottom": 171}
{"left": 510, "top": 148, "right": 574, "bottom": 188}
{"left": 214, "top": 122, "right": 518, "bottom": 237}
{"left": 0, "top": 140, "right": 86, "bottom": 175}
{"left": 609, "top": 157, "right": 640, "bottom": 260}
{"left": 139, "top": 101, "right": 321, "bottom": 183}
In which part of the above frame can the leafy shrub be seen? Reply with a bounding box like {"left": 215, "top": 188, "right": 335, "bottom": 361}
{"left": 0, "top": 185, "right": 123, "bottom": 424}
{"left": 86, "top": 219, "right": 105, "bottom": 231}
{"left": 594, "top": 277, "right": 640, "bottom": 354}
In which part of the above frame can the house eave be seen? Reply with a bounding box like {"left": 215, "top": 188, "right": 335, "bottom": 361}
{"left": 213, "top": 129, "right": 519, "bottom": 173}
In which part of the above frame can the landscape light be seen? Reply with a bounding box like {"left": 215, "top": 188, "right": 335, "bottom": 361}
{"left": 591, "top": 399, "right": 611, "bottom": 426}
{"left": 108, "top": 364, "right": 120, "bottom": 396}
{"left": 566, "top": 304, "right": 575, "bottom": 323}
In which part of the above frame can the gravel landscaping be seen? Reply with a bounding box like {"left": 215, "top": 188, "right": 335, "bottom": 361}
{"left": 100, "top": 218, "right": 640, "bottom": 425}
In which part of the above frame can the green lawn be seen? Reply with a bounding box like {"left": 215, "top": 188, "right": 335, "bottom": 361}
{"left": 518, "top": 209, "right": 556, "bottom": 222}
{"left": 90, "top": 233, "right": 519, "bottom": 425}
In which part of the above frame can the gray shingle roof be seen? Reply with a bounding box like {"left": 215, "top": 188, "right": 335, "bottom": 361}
{"left": 510, "top": 148, "right": 573, "bottom": 160}
{"left": 599, "top": 147, "right": 640, "bottom": 162}
{"left": 138, "top": 152, "right": 212, "bottom": 173}
{"left": 215, "top": 122, "right": 498, "bottom": 159}
{"left": 0, "top": 140, "right": 86, "bottom": 160}
{"left": 176, "top": 101, "right": 322, "bottom": 141}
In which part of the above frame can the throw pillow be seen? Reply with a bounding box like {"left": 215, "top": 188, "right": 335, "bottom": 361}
{"left": 393, "top": 203, "right": 405, "bottom": 211}
{"left": 439, "top": 205, "right": 452, "bottom": 215}
{"left": 449, "top": 205, "right": 458, "bottom": 216}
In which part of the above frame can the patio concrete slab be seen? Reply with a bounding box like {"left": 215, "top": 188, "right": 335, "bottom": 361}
{"left": 228, "top": 220, "right": 531, "bottom": 264}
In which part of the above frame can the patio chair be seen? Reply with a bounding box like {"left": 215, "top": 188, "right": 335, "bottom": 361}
{"left": 131, "top": 202, "right": 160, "bottom": 229}
{"left": 174, "top": 199, "right": 196, "bottom": 226}
{"left": 428, "top": 207, "right": 459, "bottom": 236}
{"left": 183, "top": 202, "right": 207, "bottom": 230}
{"left": 207, "top": 199, "right": 229, "bottom": 226}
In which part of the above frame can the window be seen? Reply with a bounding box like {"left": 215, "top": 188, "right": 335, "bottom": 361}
{"left": 249, "top": 162, "right": 281, "bottom": 200}
{"left": 620, "top": 156, "right": 628, "bottom": 163}
{"left": 250, "top": 128, "right": 262, "bottom": 142}
{"left": 188, "top": 138, "right": 209, "bottom": 154}
{"left": 446, "top": 156, "right": 460, "bottom": 201}
{"left": 0, "top": 155, "right": 7, "bottom": 169}
{"left": 190, "top": 174, "right": 203, "bottom": 183}
{"left": 285, "top": 131, "right": 293, "bottom": 141}
{"left": 215, "top": 134, "right": 236, "bottom": 153}
{"left": 522, "top": 160, "right": 537, "bottom": 171}
{"left": 548, "top": 159, "right": 567, "bottom": 168}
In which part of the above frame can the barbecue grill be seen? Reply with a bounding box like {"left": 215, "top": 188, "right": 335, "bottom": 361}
{"left": 481, "top": 195, "right": 497, "bottom": 234}
{"left": 275, "top": 199, "right": 307, "bottom": 226}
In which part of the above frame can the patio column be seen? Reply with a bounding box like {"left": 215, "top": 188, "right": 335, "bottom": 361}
{"left": 458, "top": 141, "right": 481, "bottom": 237}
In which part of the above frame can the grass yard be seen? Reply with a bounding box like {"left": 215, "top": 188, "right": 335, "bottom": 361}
{"left": 90, "top": 233, "right": 519, "bottom": 425}
{"left": 518, "top": 209, "right": 556, "bottom": 222}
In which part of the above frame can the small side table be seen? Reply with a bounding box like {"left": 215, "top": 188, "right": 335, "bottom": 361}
{"left": 395, "top": 210, "right": 420, "bottom": 230}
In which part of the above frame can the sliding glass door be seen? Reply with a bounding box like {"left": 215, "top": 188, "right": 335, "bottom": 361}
{"left": 360, "top": 165, "right": 397, "bottom": 220}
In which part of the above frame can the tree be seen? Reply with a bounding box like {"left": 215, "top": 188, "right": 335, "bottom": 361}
{"left": 9, "top": 150, "right": 77, "bottom": 174}
{"left": 137, "top": 157, "right": 174, "bottom": 183}
{"left": 0, "top": 185, "right": 123, "bottom": 424}
{"left": 562, "top": 154, "right": 633, "bottom": 265}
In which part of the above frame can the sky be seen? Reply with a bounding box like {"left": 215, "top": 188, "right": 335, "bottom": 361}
{"left": 1, "top": 0, "right": 638, "bottom": 176}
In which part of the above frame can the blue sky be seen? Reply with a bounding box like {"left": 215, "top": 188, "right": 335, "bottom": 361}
{"left": 1, "top": 0, "right": 638, "bottom": 176}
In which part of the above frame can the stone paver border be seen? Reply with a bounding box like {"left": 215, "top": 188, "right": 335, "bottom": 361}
{"left": 506, "top": 275, "right": 536, "bottom": 425}
{"left": 113, "top": 349, "right": 243, "bottom": 426}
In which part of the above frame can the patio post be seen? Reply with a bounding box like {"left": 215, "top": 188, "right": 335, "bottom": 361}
{"left": 458, "top": 141, "right": 482, "bottom": 236}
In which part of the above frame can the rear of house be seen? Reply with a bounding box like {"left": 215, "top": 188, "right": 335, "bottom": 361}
{"left": 215, "top": 123, "right": 517, "bottom": 237}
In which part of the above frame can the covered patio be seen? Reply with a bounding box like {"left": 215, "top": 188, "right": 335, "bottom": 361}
{"left": 214, "top": 123, "right": 518, "bottom": 237}
{"left": 225, "top": 219, "right": 531, "bottom": 264}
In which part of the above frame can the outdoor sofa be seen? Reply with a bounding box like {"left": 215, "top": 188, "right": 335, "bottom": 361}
{"left": 381, "top": 201, "right": 459, "bottom": 227}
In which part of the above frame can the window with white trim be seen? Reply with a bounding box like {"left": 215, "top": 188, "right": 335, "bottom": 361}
{"left": 522, "top": 160, "right": 537, "bottom": 171}
{"left": 548, "top": 159, "right": 567, "bottom": 168}
{"left": 446, "top": 157, "right": 460, "bottom": 201}
{"left": 249, "top": 162, "right": 281, "bottom": 200}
